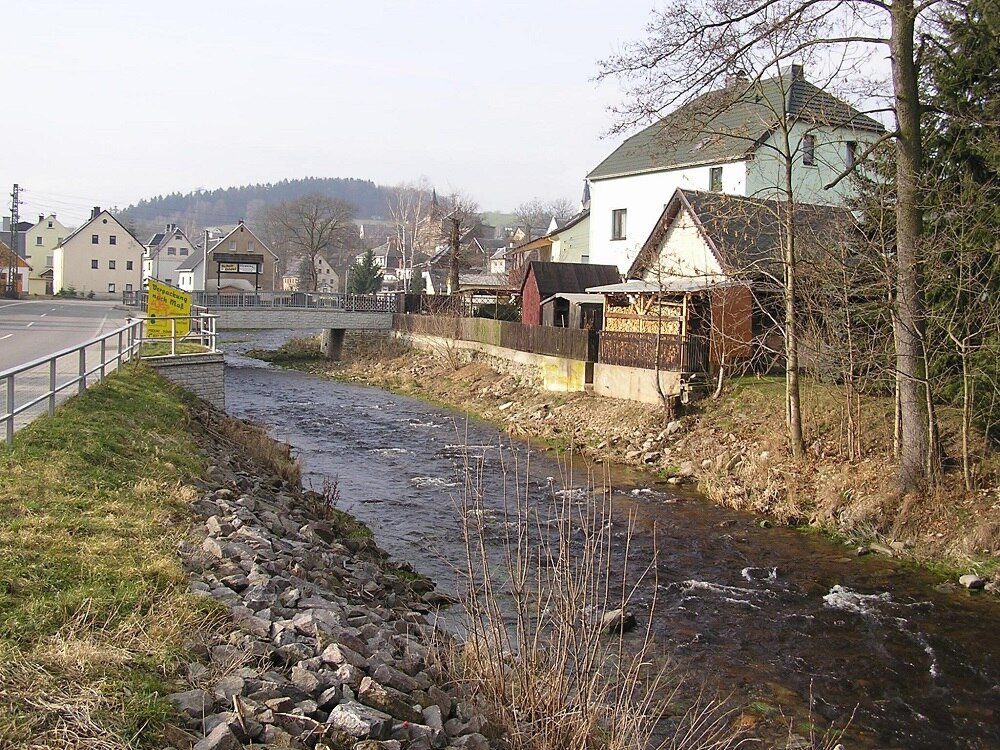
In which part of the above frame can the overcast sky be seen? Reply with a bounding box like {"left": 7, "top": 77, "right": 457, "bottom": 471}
{"left": 4, "top": 0, "right": 659, "bottom": 227}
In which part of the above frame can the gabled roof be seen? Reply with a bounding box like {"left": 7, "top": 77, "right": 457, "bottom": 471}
{"left": 631, "top": 188, "right": 857, "bottom": 278}
{"left": 207, "top": 222, "right": 279, "bottom": 260}
{"left": 175, "top": 248, "right": 204, "bottom": 272}
{"left": 519, "top": 261, "right": 620, "bottom": 299}
{"left": 0, "top": 240, "right": 31, "bottom": 269}
{"left": 56, "top": 209, "right": 144, "bottom": 249}
{"left": 507, "top": 210, "right": 590, "bottom": 259}
{"left": 588, "top": 69, "right": 884, "bottom": 181}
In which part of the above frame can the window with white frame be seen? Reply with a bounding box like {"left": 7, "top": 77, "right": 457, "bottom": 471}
{"left": 108, "top": 283, "right": 116, "bottom": 293}
{"left": 709, "top": 166, "right": 723, "bottom": 192}
{"left": 846, "top": 141, "right": 857, "bottom": 169}
{"left": 91, "top": 259, "right": 99, "bottom": 269}
{"left": 109, "top": 235, "right": 117, "bottom": 245}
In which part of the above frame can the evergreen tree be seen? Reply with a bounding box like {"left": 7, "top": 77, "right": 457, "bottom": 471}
{"left": 347, "top": 249, "right": 383, "bottom": 294}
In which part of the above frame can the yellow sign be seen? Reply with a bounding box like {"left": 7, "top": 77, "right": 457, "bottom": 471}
{"left": 147, "top": 279, "right": 192, "bottom": 339}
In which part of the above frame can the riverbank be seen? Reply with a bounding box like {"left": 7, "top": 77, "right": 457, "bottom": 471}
{"left": 250, "top": 333, "right": 1000, "bottom": 586}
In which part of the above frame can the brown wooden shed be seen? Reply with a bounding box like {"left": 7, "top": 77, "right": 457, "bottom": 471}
{"left": 519, "top": 261, "right": 619, "bottom": 326}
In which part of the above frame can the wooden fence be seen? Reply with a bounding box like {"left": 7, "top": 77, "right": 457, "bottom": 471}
{"left": 599, "top": 331, "right": 709, "bottom": 373}
{"left": 394, "top": 314, "right": 595, "bottom": 361}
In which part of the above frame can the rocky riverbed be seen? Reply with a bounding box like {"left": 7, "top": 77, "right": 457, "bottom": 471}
{"left": 167, "top": 416, "right": 492, "bottom": 750}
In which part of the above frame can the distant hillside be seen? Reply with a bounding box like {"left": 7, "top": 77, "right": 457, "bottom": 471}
{"left": 117, "top": 177, "right": 394, "bottom": 240}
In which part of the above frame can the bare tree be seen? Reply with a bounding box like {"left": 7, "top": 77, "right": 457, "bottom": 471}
{"left": 600, "top": 0, "right": 938, "bottom": 491}
{"left": 513, "top": 198, "right": 578, "bottom": 242}
{"left": 439, "top": 193, "right": 480, "bottom": 295}
{"left": 386, "top": 180, "right": 434, "bottom": 293}
{"left": 263, "top": 194, "right": 355, "bottom": 292}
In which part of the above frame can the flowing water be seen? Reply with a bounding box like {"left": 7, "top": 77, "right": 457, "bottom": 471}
{"left": 221, "top": 332, "right": 1000, "bottom": 749}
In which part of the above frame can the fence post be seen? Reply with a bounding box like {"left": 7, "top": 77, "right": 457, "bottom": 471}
{"left": 100, "top": 338, "right": 107, "bottom": 381}
{"left": 77, "top": 348, "right": 86, "bottom": 393}
{"left": 48, "top": 358, "right": 56, "bottom": 416}
{"left": 5, "top": 375, "right": 14, "bottom": 446}
{"left": 171, "top": 318, "right": 176, "bottom": 356}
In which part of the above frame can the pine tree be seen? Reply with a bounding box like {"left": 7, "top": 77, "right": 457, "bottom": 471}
{"left": 347, "top": 249, "right": 383, "bottom": 294}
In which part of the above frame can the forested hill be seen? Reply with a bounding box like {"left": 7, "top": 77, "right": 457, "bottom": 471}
{"left": 117, "top": 177, "right": 393, "bottom": 238}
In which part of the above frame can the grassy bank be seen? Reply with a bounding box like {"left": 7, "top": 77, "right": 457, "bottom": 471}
{"left": 0, "top": 365, "right": 219, "bottom": 748}
{"left": 250, "top": 333, "right": 1000, "bottom": 581}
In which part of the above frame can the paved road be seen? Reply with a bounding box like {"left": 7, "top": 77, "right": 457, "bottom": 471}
{"left": 1, "top": 300, "right": 134, "bottom": 441}
{"left": 0, "top": 299, "right": 131, "bottom": 372}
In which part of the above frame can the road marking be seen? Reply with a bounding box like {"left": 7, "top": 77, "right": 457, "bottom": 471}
{"left": 26, "top": 322, "right": 34, "bottom": 328}
{"left": 0, "top": 334, "right": 12, "bottom": 341}
{"left": 40, "top": 313, "right": 47, "bottom": 318}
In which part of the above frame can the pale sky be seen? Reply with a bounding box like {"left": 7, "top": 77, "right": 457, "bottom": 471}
{"left": 4, "top": 0, "right": 660, "bottom": 227}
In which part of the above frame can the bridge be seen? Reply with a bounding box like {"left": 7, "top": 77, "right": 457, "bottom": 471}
{"left": 123, "top": 290, "right": 397, "bottom": 358}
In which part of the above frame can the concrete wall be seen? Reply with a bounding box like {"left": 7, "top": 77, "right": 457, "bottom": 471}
{"left": 403, "top": 333, "right": 590, "bottom": 392}
{"left": 214, "top": 309, "right": 394, "bottom": 330}
{"left": 146, "top": 352, "right": 225, "bottom": 409}
{"left": 592, "top": 362, "right": 681, "bottom": 404}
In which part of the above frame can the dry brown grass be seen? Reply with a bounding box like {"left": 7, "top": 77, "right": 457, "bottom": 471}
{"left": 204, "top": 410, "right": 301, "bottom": 485}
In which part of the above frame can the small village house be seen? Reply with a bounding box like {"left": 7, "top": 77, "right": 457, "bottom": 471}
{"left": 52, "top": 207, "right": 144, "bottom": 298}
{"left": 24, "top": 213, "right": 71, "bottom": 295}
{"left": 0, "top": 240, "right": 31, "bottom": 295}
{"left": 282, "top": 255, "right": 340, "bottom": 293}
{"left": 177, "top": 221, "right": 279, "bottom": 293}
{"left": 143, "top": 224, "right": 197, "bottom": 288}
{"left": 586, "top": 65, "right": 882, "bottom": 272}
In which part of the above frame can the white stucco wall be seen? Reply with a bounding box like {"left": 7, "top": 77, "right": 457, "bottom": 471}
{"left": 144, "top": 231, "right": 197, "bottom": 287}
{"left": 645, "top": 210, "right": 725, "bottom": 280}
{"left": 24, "top": 214, "right": 70, "bottom": 270}
{"left": 588, "top": 161, "right": 747, "bottom": 273}
{"left": 54, "top": 211, "right": 144, "bottom": 298}
{"left": 747, "top": 121, "right": 878, "bottom": 205}
{"left": 550, "top": 214, "right": 591, "bottom": 264}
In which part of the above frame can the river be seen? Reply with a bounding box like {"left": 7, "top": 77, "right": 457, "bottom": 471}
{"left": 221, "top": 331, "right": 1000, "bottom": 750}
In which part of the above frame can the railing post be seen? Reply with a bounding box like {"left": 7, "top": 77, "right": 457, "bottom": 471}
{"left": 5, "top": 375, "right": 14, "bottom": 446}
{"left": 100, "top": 338, "right": 107, "bottom": 381}
{"left": 48, "top": 359, "right": 56, "bottom": 416}
{"left": 117, "top": 331, "right": 123, "bottom": 370}
{"left": 78, "top": 348, "right": 86, "bottom": 393}
{"left": 170, "top": 318, "right": 176, "bottom": 355}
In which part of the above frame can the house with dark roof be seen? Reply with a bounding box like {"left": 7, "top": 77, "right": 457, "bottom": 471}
{"left": 143, "top": 223, "right": 197, "bottom": 288}
{"left": 52, "top": 207, "right": 144, "bottom": 298}
{"left": 586, "top": 65, "right": 882, "bottom": 273}
{"left": 519, "top": 261, "right": 619, "bottom": 326}
{"left": 175, "top": 222, "right": 279, "bottom": 292}
{"left": 587, "top": 188, "right": 857, "bottom": 379}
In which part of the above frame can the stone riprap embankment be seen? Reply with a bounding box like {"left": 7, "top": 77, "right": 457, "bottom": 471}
{"left": 168, "top": 446, "right": 489, "bottom": 750}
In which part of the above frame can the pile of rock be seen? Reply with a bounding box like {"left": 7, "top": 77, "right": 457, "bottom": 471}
{"left": 169, "top": 448, "right": 491, "bottom": 750}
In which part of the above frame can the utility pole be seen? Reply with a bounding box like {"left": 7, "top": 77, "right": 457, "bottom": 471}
{"left": 5, "top": 184, "right": 20, "bottom": 298}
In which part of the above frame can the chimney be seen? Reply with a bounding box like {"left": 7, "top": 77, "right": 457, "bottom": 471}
{"left": 90, "top": 206, "right": 101, "bottom": 220}
{"left": 790, "top": 64, "right": 804, "bottom": 80}
{"left": 725, "top": 69, "right": 750, "bottom": 87}
{"left": 39, "top": 214, "right": 44, "bottom": 223}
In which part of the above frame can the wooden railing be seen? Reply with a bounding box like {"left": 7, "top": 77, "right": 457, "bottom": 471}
{"left": 599, "top": 331, "right": 709, "bottom": 373}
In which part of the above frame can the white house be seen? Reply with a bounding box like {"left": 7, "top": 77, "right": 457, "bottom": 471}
{"left": 586, "top": 65, "right": 883, "bottom": 272}
{"left": 24, "top": 213, "right": 71, "bottom": 295}
{"left": 282, "top": 255, "right": 341, "bottom": 293}
{"left": 52, "top": 207, "right": 144, "bottom": 298}
{"left": 143, "top": 224, "right": 197, "bottom": 288}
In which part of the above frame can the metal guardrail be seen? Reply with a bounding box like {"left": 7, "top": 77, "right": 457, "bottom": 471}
{"left": 1, "top": 311, "right": 219, "bottom": 446}
{"left": 122, "top": 290, "right": 398, "bottom": 313}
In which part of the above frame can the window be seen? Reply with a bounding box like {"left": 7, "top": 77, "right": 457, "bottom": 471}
{"left": 108, "top": 283, "right": 115, "bottom": 293}
{"left": 803, "top": 134, "right": 816, "bottom": 166}
{"left": 109, "top": 235, "right": 117, "bottom": 245}
{"left": 125, "top": 283, "right": 133, "bottom": 292}
{"left": 611, "top": 209, "right": 627, "bottom": 240}
{"left": 229, "top": 241, "right": 236, "bottom": 250}
{"left": 165, "top": 278, "right": 172, "bottom": 285}
{"left": 109, "top": 260, "right": 116, "bottom": 270}
{"left": 45, "top": 256, "right": 53, "bottom": 266}
{"left": 57, "top": 237, "right": 62, "bottom": 244}
{"left": 91, "top": 259, "right": 99, "bottom": 269}
{"left": 709, "top": 166, "right": 723, "bottom": 192}
{"left": 580, "top": 254, "right": 590, "bottom": 264}
{"left": 180, "top": 248, "right": 189, "bottom": 256}
{"left": 91, "top": 235, "right": 99, "bottom": 244}
{"left": 846, "top": 141, "right": 857, "bottom": 169}
{"left": 47, "top": 221, "right": 53, "bottom": 228}
{"left": 35, "top": 236, "right": 43, "bottom": 245}
{"left": 126, "top": 260, "right": 133, "bottom": 270}
{"left": 167, "top": 247, "right": 177, "bottom": 256}
{"left": 247, "top": 241, "right": 254, "bottom": 252}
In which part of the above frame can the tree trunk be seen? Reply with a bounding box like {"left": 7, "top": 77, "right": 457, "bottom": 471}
{"left": 890, "top": 0, "right": 931, "bottom": 492}
{"left": 782, "top": 141, "right": 805, "bottom": 460}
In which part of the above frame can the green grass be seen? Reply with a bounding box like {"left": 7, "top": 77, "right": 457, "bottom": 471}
{"left": 140, "top": 341, "right": 211, "bottom": 357}
{"left": 0, "top": 365, "right": 223, "bottom": 748}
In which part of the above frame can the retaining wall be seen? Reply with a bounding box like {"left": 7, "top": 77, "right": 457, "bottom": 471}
{"left": 592, "top": 362, "right": 681, "bottom": 404}
{"left": 146, "top": 353, "right": 226, "bottom": 409}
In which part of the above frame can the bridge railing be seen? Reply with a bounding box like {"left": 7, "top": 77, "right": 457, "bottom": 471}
{"left": 122, "top": 289, "right": 397, "bottom": 313}
{"left": 1, "top": 310, "right": 219, "bottom": 446}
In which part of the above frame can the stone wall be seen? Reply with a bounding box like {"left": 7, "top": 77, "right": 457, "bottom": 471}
{"left": 146, "top": 353, "right": 226, "bottom": 409}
